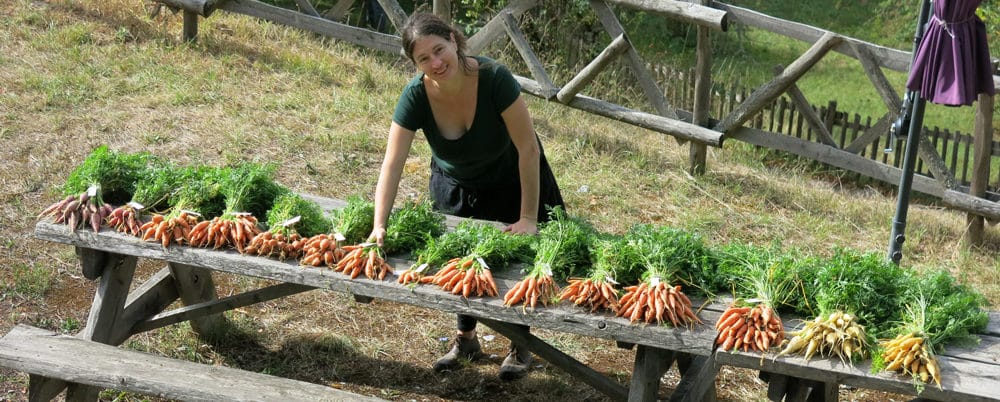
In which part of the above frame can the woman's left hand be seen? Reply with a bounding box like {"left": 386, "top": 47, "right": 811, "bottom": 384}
{"left": 503, "top": 218, "right": 538, "bottom": 235}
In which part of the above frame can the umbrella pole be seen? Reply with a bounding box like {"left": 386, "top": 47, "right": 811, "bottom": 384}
{"left": 888, "top": 95, "right": 927, "bottom": 264}
{"left": 887, "top": 0, "right": 933, "bottom": 265}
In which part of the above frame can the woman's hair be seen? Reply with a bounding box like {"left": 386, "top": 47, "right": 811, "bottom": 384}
{"left": 400, "top": 12, "right": 475, "bottom": 73}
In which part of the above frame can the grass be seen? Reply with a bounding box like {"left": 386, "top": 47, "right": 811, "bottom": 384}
{"left": 0, "top": 1, "right": 997, "bottom": 401}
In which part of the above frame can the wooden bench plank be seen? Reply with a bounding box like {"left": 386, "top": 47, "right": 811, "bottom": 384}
{"left": 0, "top": 325, "right": 385, "bottom": 402}
{"left": 715, "top": 348, "right": 1000, "bottom": 402}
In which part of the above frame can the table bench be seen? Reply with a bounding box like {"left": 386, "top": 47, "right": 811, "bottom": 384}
{"left": 13, "top": 194, "right": 1000, "bottom": 402}
{"left": 0, "top": 324, "right": 386, "bottom": 402}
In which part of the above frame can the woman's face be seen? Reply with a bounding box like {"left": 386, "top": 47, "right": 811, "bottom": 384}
{"left": 411, "top": 33, "right": 458, "bottom": 81}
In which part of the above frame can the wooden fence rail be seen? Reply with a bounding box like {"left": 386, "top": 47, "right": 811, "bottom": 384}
{"left": 651, "top": 64, "right": 1000, "bottom": 197}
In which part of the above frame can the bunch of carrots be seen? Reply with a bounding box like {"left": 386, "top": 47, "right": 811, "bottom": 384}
{"left": 505, "top": 208, "right": 590, "bottom": 308}
{"left": 559, "top": 236, "right": 633, "bottom": 313}
{"left": 715, "top": 303, "right": 785, "bottom": 352}
{"left": 141, "top": 211, "right": 200, "bottom": 248}
{"left": 39, "top": 186, "right": 113, "bottom": 233}
{"left": 617, "top": 280, "right": 700, "bottom": 326}
{"left": 300, "top": 233, "right": 346, "bottom": 267}
{"left": 776, "top": 310, "right": 868, "bottom": 362}
{"left": 430, "top": 256, "right": 499, "bottom": 298}
{"left": 397, "top": 222, "right": 478, "bottom": 286}
{"left": 188, "top": 213, "right": 261, "bottom": 253}
{"left": 335, "top": 244, "right": 392, "bottom": 280}
{"left": 504, "top": 271, "right": 559, "bottom": 308}
{"left": 713, "top": 244, "right": 795, "bottom": 353}
{"left": 880, "top": 331, "right": 940, "bottom": 387}
{"left": 106, "top": 203, "right": 145, "bottom": 236}
{"left": 245, "top": 230, "right": 303, "bottom": 261}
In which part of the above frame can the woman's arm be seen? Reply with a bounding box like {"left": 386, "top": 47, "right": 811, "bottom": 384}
{"left": 371, "top": 121, "right": 416, "bottom": 245}
{"left": 501, "top": 95, "right": 541, "bottom": 235}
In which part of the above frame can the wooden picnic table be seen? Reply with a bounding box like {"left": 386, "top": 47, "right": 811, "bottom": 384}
{"left": 17, "top": 194, "right": 1000, "bottom": 402}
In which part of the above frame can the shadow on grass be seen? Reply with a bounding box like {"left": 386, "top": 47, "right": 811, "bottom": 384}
{"left": 195, "top": 317, "right": 610, "bottom": 401}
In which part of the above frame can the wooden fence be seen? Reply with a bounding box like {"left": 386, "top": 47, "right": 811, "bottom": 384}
{"left": 652, "top": 64, "right": 1000, "bottom": 195}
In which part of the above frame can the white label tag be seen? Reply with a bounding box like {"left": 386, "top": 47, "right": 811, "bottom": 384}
{"left": 87, "top": 185, "right": 98, "bottom": 197}
{"left": 476, "top": 257, "right": 489, "bottom": 270}
{"left": 414, "top": 263, "right": 429, "bottom": 273}
{"left": 279, "top": 216, "right": 301, "bottom": 227}
{"left": 127, "top": 201, "right": 145, "bottom": 210}
{"left": 231, "top": 211, "right": 252, "bottom": 217}
{"left": 181, "top": 210, "right": 202, "bottom": 217}
{"left": 334, "top": 232, "right": 346, "bottom": 242}
{"left": 605, "top": 275, "right": 619, "bottom": 285}
{"left": 650, "top": 276, "right": 661, "bottom": 286}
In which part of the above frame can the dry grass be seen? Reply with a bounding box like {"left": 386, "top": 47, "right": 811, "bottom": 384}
{"left": 0, "top": 1, "right": 996, "bottom": 401}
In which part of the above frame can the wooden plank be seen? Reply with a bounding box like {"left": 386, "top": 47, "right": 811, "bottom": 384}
{"left": 132, "top": 283, "right": 314, "bottom": 333}
{"left": 293, "top": 0, "right": 319, "bottom": 17}
{"left": 500, "top": 12, "right": 557, "bottom": 98}
{"left": 520, "top": 78, "right": 723, "bottom": 146}
{"left": 480, "top": 319, "right": 629, "bottom": 401}
{"left": 714, "top": 32, "right": 843, "bottom": 133}
{"left": 917, "top": 133, "right": 961, "bottom": 190}
{"left": 218, "top": 0, "right": 400, "bottom": 54}
{"left": 783, "top": 80, "right": 837, "bottom": 147}
{"left": 557, "top": 33, "right": 631, "bottom": 103}
{"left": 939, "top": 334, "right": 1000, "bottom": 366}
{"left": 628, "top": 344, "right": 674, "bottom": 402}
{"left": 727, "top": 126, "right": 945, "bottom": 199}
{"left": 152, "top": 0, "right": 218, "bottom": 17}
{"left": 373, "top": 0, "right": 407, "bottom": 34}
{"left": 715, "top": 349, "right": 1000, "bottom": 402}
{"left": 467, "top": 0, "right": 539, "bottom": 55}
{"left": 0, "top": 325, "right": 387, "bottom": 402}
{"left": 848, "top": 39, "right": 902, "bottom": 112}
{"left": 590, "top": 0, "right": 679, "bottom": 120}
{"left": 605, "top": 0, "right": 727, "bottom": 32}
{"left": 844, "top": 113, "right": 892, "bottom": 154}
{"left": 943, "top": 190, "right": 1000, "bottom": 222}
{"left": 33, "top": 221, "right": 720, "bottom": 355}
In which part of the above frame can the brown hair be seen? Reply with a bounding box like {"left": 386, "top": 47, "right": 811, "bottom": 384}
{"left": 400, "top": 12, "right": 475, "bottom": 73}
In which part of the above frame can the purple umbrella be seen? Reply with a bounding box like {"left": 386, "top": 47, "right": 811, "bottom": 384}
{"left": 905, "top": 0, "right": 995, "bottom": 106}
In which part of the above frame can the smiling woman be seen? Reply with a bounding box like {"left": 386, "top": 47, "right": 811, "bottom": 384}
{"left": 366, "top": 11, "right": 566, "bottom": 381}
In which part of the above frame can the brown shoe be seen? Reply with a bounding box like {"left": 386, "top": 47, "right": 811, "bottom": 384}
{"left": 433, "top": 335, "right": 483, "bottom": 372}
{"left": 499, "top": 344, "right": 532, "bottom": 381}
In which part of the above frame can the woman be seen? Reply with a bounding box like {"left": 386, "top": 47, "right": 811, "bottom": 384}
{"left": 369, "top": 12, "right": 565, "bottom": 380}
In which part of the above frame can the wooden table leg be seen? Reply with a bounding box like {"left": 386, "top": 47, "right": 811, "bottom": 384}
{"left": 671, "top": 353, "right": 719, "bottom": 402}
{"left": 31, "top": 248, "right": 138, "bottom": 402}
{"left": 168, "top": 262, "right": 227, "bottom": 336}
{"left": 629, "top": 344, "right": 675, "bottom": 402}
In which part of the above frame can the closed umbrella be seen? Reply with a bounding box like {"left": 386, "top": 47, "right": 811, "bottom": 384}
{"left": 906, "top": 0, "right": 995, "bottom": 106}
{"left": 889, "top": 0, "right": 994, "bottom": 264}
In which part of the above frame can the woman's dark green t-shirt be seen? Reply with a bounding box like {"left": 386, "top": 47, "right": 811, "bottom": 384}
{"left": 392, "top": 56, "right": 522, "bottom": 189}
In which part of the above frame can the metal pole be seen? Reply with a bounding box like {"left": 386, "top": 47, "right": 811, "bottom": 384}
{"left": 887, "top": 0, "right": 933, "bottom": 264}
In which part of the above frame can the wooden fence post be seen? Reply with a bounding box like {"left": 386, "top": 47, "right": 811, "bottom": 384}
{"left": 689, "top": 0, "right": 712, "bottom": 176}
{"left": 966, "top": 93, "right": 994, "bottom": 246}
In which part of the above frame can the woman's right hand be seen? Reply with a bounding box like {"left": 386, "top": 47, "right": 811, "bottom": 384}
{"left": 368, "top": 227, "right": 387, "bottom": 247}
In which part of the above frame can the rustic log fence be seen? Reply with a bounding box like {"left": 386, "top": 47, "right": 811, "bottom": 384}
{"left": 652, "top": 63, "right": 1000, "bottom": 194}
{"left": 150, "top": 0, "right": 1000, "bottom": 242}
